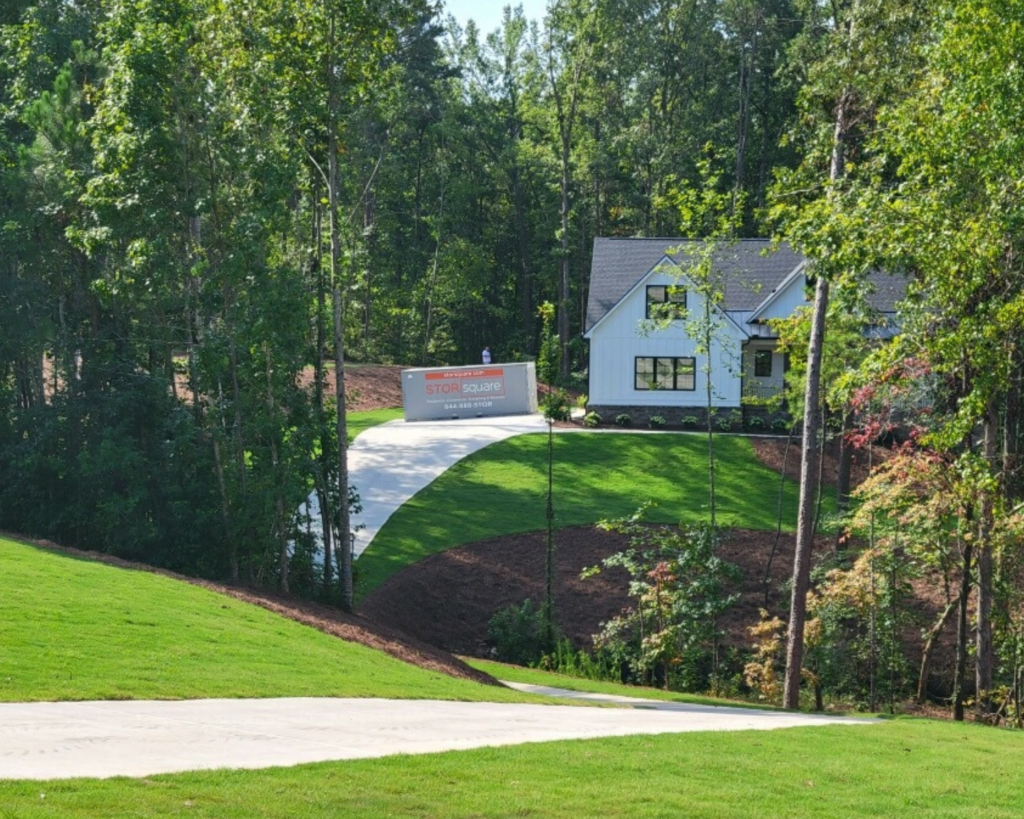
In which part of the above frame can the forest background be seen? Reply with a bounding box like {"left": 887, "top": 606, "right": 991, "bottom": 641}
{"left": 1, "top": 0, "right": 1023, "bottom": 716}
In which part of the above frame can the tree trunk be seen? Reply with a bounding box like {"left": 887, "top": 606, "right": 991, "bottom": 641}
{"left": 976, "top": 405, "right": 998, "bottom": 715}
{"left": 512, "top": 163, "right": 533, "bottom": 348}
{"left": 782, "top": 273, "right": 829, "bottom": 710}
{"left": 266, "top": 346, "right": 288, "bottom": 594}
{"left": 782, "top": 42, "right": 856, "bottom": 706}
{"left": 1004, "top": 350, "right": 1022, "bottom": 502}
{"left": 954, "top": 540, "right": 974, "bottom": 722}
{"left": 836, "top": 410, "right": 854, "bottom": 517}
{"left": 557, "top": 141, "right": 571, "bottom": 382}
{"left": 326, "top": 11, "right": 353, "bottom": 612}
{"left": 918, "top": 599, "right": 956, "bottom": 703}
{"left": 763, "top": 423, "right": 797, "bottom": 607}
{"left": 311, "top": 186, "right": 334, "bottom": 594}
{"left": 328, "top": 131, "right": 353, "bottom": 612}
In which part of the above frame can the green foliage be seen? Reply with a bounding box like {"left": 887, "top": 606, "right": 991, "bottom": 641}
{"left": 0, "top": 0, "right": 809, "bottom": 595}
{"left": 582, "top": 410, "right": 601, "bottom": 428}
{"left": 535, "top": 639, "right": 626, "bottom": 683}
{"left": 681, "top": 415, "right": 700, "bottom": 429}
{"left": 541, "top": 389, "right": 572, "bottom": 422}
{"left": 536, "top": 302, "right": 561, "bottom": 386}
{"left": 486, "top": 599, "right": 549, "bottom": 667}
{"left": 587, "top": 507, "right": 740, "bottom": 692}
{"left": 613, "top": 413, "right": 632, "bottom": 428}
{"left": 746, "top": 416, "right": 766, "bottom": 432}
{"left": 648, "top": 415, "right": 666, "bottom": 429}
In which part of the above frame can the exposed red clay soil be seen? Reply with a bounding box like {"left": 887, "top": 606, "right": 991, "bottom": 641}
{"left": 5, "top": 534, "right": 501, "bottom": 687}
{"left": 298, "top": 364, "right": 405, "bottom": 412}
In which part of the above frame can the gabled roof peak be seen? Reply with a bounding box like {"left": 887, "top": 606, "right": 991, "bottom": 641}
{"left": 586, "top": 238, "right": 802, "bottom": 333}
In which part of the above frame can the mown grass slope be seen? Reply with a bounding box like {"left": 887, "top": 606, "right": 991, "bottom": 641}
{"left": 357, "top": 431, "right": 815, "bottom": 595}
{"left": 0, "top": 536, "right": 534, "bottom": 704}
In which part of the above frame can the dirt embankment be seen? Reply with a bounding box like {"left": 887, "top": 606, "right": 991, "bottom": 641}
{"left": 299, "top": 364, "right": 406, "bottom": 412}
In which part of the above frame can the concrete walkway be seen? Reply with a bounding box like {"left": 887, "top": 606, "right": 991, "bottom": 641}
{"left": 305, "top": 414, "right": 549, "bottom": 557}
{"left": 0, "top": 688, "right": 874, "bottom": 780}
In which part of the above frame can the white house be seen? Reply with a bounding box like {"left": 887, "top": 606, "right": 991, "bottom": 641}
{"left": 583, "top": 238, "right": 901, "bottom": 425}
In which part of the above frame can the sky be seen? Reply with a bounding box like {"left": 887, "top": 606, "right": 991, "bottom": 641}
{"left": 441, "top": 0, "right": 549, "bottom": 37}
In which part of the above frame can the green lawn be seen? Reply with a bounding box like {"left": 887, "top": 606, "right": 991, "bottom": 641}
{"left": 357, "top": 431, "right": 812, "bottom": 595}
{"left": 1, "top": 719, "right": 1019, "bottom": 818}
{"left": 467, "top": 658, "right": 785, "bottom": 711}
{"left": 0, "top": 536, "right": 537, "bottom": 704}
{"left": 347, "top": 407, "right": 403, "bottom": 441}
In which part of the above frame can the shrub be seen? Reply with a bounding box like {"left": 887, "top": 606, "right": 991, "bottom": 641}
{"left": 649, "top": 415, "right": 666, "bottom": 429}
{"left": 587, "top": 510, "right": 741, "bottom": 692}
{"left": 614, "top": 413, "right": 633, "bottom": 428}
{"left": 487, "top": 599, "right": 546, "bottom": 666}
{"left": 681, "top": 415, "right": 700, "bottom": 429}
{"left": 539, "top": 639, "right": 627, "bottom": 683}
{"left": 541, "top": 389, "right": 571, "bottom": 421}
{"left": 772, "top": 417, "right": 791, "bottom": 433}
{"left": 747, "top": 416, "right": 766, "bottom": 432}
{"left": 583, "top": 411, "right": 601, "bottom": 428}
{"left": 714, "top": 410, "right": 742, "bottom": 432}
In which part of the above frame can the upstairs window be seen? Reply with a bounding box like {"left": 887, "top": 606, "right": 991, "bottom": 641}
{"left": 635, "top": 357, "right": 696, "bottom": 391}
{"left": 754, "top": 350, "right": 773, "bottom": 378}
{"left": 646, "top": 285, "right": 687, "bottom": 320}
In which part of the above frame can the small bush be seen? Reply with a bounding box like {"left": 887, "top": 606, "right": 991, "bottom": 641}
{"left": 576, "top": 393, "right": 589, "bottom": 409}
{"left": 487, "top": 599, "right": 545, "bottom": 666}
{"left": 681, "top": 415, "right": 700, "bottom": 429}
{"left": 649, "top": 415, "right": 666, "bottom": 429}
{"left": 541, "top": 389, "right": 571, "bottom": 422}
{"left": 614, "top": 413, "right": 633, "bottom": 428}
{"left": 583, "top": 411, "right": 602, "bottom": 428}
{"left": 716, "top": 411, "right": 742, "bottom": 432}
{"left": 747, "top": 416, "right": 766, "bottom": 432}
{"left": 772, "top": 417, "right": 791, "bottom": 432}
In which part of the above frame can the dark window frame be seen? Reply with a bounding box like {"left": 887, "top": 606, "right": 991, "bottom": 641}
{"left": 754, "top": 349, "right": 773, "bottom": 378}
{"left": 645, "top": 285, "right": 687, "bottom": 320}
{"left": 635, "top": 356, "right": 697, "bottom": 391}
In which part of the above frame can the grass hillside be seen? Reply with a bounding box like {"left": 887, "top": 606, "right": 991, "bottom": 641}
{"left": 0, "top": 536, "right": 536, "bottom": 704}
{"left": 357, "top": 431, "right": 817, "bottom": 595}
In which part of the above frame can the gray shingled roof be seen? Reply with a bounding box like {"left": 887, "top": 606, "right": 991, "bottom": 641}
{"left": 585, "top": 238, "right": 903, "bottom": 332}
{"left": 585, "top": 239, "right": 803, "bottom": 332}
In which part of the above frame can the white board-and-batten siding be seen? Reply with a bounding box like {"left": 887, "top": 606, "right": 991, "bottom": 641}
{"left": 585, "top": 265, "right": 747, "bottom": 408}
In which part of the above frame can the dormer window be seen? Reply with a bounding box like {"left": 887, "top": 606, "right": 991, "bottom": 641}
{"left": 646, "top": 285, "right": 687, "bottom": 320}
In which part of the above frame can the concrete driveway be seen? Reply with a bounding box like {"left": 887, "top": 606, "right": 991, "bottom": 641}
{"left": 304, "top": 413, "right": 549, "bottom": 557}
{"left": 0, "top": 688, "right": 873, "bottom": 780}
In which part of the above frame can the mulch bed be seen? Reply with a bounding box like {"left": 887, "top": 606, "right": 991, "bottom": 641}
{"left": 358, "top": 524, "right": 825, "bottom": 657}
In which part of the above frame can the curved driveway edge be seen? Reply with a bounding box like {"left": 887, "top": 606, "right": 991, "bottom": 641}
{"left": 306, "top": 414, "right": 549, "bottom": 558}
{"left": 0, "top": 691, "right": 875, "bottom": 780}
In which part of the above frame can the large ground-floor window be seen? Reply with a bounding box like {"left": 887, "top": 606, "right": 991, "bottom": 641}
{"left": 635, "top": 356, "right": 696, "bottom": 391}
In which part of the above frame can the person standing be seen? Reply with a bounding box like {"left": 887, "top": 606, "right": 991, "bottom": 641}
{"left": 481, "top": 346, "right": 492, "bottom": 365}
